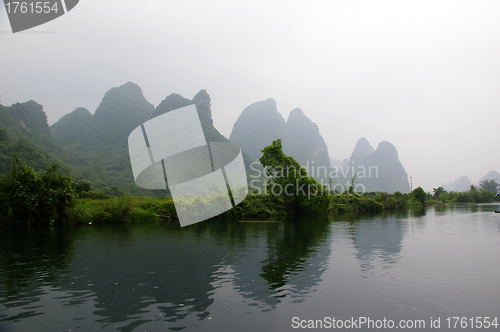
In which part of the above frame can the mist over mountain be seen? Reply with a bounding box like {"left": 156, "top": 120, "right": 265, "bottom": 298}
{"left": 229, "top": 99, "right": 331, "bottom": 172}
{"left": 349, "top": 137, "right": 374, "bottom": 167}
{"left": 0, "top": 101, "right": 64, "bottom": 173}
{"left": 283, "top": 108, "right": 330, "bottom": 170}
{"left": 2, "top": 83, "right": 417, "bottom": 195}
{"left": 48, "top": 82, "right": 258, "bottom": 194}
{"left": 48, "top": 82, "right": 155, "bottom": 192}
{"left": 50, "top": 107, "right": 92, "bottom": 147}
{"left": 330, "top": 158, "right": 349, "bottom": 170}
{"left": 342, "top": 138, "right": 410, "bottom": 193}
{"left": 441, "top": 176, "right": 472, "bottom": 192}
{"left": 479, "top": 170, "right": 500, "bottom": 185}
{"left": 229, "top": 99, "right": 286, "bottom": 161}
{"left": 154, "top": 89, "right": 231, "bottom": 145}
{"left": 87, "top": 82, "right": 155, "bottom": 149}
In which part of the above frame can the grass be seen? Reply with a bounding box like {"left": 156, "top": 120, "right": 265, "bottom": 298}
{"left": 67, "top": 193, "right": 288, "bottom": 224}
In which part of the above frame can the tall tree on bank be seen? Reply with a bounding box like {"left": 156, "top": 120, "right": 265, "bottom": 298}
{"left": 0, "top": 155, "right": 75, "bottom": 225}
{"left": 480, "top": 179, "right": 499, "bottom": 193}
{"left": 259, "top": 139, "right": 329, "bottom": 214}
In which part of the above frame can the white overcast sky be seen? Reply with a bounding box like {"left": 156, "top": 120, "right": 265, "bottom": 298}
{"left": 1, "top": 0, "right": 499, "bottom": 191}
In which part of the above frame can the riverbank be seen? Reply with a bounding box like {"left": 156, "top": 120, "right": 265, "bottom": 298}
{"left": 67, "top": 193, "right": 290, "bottom": 224}
{"left": 2, "top": 190, "right": 498, "bottom": 226}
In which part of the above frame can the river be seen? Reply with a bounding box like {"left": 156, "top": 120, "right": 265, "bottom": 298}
{"left": 1, "top": 204, "right": 499, "bottom": 331}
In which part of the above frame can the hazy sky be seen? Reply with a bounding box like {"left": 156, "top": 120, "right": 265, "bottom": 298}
{"left": 1, "top": 0, "right": 499, "bottom": 191}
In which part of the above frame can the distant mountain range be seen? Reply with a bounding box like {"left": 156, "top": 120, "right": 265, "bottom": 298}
{"left": 440, "top": 170, "right": 500, "bottom": 192}
{"left": 229, "top": 98, "right": 331, "bottom": 170}
{"left": 50, "top": 82, "right": 261, "bottom": 194}
{"left": 479, "top": 170, "right": 500, "bottom": 185}
{"left": 343, "top": 138, "right": 410, "bottom": 193}
{"left": 441, "top": 176, "right": 472, "bottom": 192}
{"left": 1, "top": 82, "right": 414, "bottom": 195}
{"left": 228, "top": 99, "right": 412, "bottom": 193}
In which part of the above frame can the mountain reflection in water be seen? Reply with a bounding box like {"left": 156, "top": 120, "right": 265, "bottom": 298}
{"left": 1, "top": 204, "right": 499, "bottom": 331}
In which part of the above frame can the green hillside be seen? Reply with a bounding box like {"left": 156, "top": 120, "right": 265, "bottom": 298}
{"left": 50, "top": 107, "right": 92, "bottom": 147}
{"left": 48, "top": 82, "right": 259, "bottom": 195}
{"left": 49, "top": 82, "right": 155, "bottom": 194}
{"left": 0, "top": 102, "right": 64, "bottom": 174}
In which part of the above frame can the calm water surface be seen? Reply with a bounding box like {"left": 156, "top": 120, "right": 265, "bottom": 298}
{"left": 1, "top": 204, "right": 499, "bottom": 331}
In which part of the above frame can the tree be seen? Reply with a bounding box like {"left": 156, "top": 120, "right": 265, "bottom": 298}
{"left": 0, "top": 154, "right": 75, "bottom": 225}
{"left": 74, "top": 178, "right": 92, "bottom": 192}
{"left": 432, "top": 186, "right": 446, "bottom": 198}
{"left": 480, "top": 179, "right": 499, "bottom": 193}
{"left": 411, "top": 187, "right": 427, "bottom": 205}
{"left": 0, "top": 129, "right": 8, "bottom": 142}
{"left": 259, "top": 139, "right": 329, "bottom": 214}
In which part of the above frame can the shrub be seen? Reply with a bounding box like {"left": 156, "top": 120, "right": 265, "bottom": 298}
{"left": 411, "top": 187, "right": 427, "bottom": 205}
{"left": 103, "top": 196, "right": 134, "bottom": 222}
{"left": 259, "top": 139, "right": 330, "bottom": 214}
{"left": 130, "top": 207, "right": 157, "bottom": 222}
{"left": 0, "top": 155, "right": 75, "bottom": 225}
{"left": 74, "top": 178, "right": 92, "bottom": 192}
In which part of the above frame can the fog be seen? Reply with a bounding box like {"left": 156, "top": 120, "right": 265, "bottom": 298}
{"left": 1, "top": 0, "right": 499, "bottom": 192}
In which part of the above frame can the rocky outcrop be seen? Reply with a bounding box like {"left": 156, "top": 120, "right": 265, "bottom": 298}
{"left": 345, "top": 139, "right": 410, "bottom": 193}
{"left": 229, "top": 99, "right": 331, "bottom": 173}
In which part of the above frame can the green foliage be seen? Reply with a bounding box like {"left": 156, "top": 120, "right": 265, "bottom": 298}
{"left": 74, "top": 178, "right": 91, "bottom": 192}
{"left": 368, "top": 191, "right": 407, "bottom": 209}
{"left": 411, "top": 187, "right": 427, "bottom": 205}
{"left": 101, "top": 185, "right": 124, "bottom": 197}
{"left": 433, "top": 186, "right": 446, "bottom": 198}
{"left": 70, "top": 197, "right": 161, "bottom": 223}
{"left": 452, "top": 187, "right": 498, "bottom": 203}
{"left": 424, "top": 186, "right": 499, "bottom": 204}
{"left": 0, "top": 128, "right": 8, "bottom": 142}
{"left": 480, "top": 179, "right": 499, "bottom": 193}
{"left": 47, "top": 84, "right": 259, "bottom": 196}
{"left": 0, "top": 103, "right": 62, "bottom": 160}
{"left": 50, "top": 107, "right": 92, "bottom": 147}
{"left": 330, "top": 192, "right": 384, "bottom": 214}
{"left": 0, "top": 136, "right": 55, "bottom": 174}
{"left": 129, "top": 207, "right": 157, "bottom": 222}
{"left": 225, "top": 194, "right": 287, "bottom": 218}
{"left": 100, "top": 197, "right": 134, "bottom": 223}
{"left": 259, "top": 139, "right": 330, "bottom": 214}
{"left": 0, "top": 155, "right": 75, "bottom": 225}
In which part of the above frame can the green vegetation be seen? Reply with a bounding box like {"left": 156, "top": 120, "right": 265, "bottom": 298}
{"left": 411, "top": 187, "right": 427, "bottom": 205}
{"left": 1, "top": 97, "right": 498, "bottom": 226}
{"left": 0, "top": 102, "right": 61, "bottom": 157}
{"left": 0, "top": 101, "right": 66, "bottom": 174}
{"left": 1, "top": 153, "right": 497, "bottom": 226}
{"left": 259, "top": 139, "right": 330, "bottom": 214}
{"left": 480, "top": 179, "right": 499, "bottom": 193}
{"left": 330, "top": 192, "right": 384, "bottom": 213}
{"left": 0, "top": 155, "right": 74, "bottom": 226}
{"left": 68, "top": 194, "right": 287, "bottom": 224}
{"left": 432, "top": 185, "right": 500, "bottom": 204}
{"left": 364, "top": 185, "right": 500, "bottom": 209}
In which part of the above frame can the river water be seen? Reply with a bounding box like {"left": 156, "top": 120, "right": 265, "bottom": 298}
{"left": 0, "top": 204, "right": 499, "bottom": 331}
